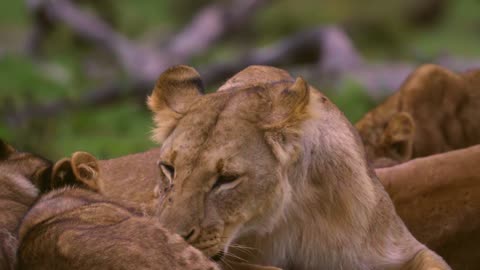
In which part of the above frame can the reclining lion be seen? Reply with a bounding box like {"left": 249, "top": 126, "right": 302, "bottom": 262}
{"left": 0, "top": 139, "right": 52, "bottom": 269}
{"left": 17, "top": 151, "right": 220, "bottom": 270}
{"left": 355, "top": 64, "right": 480, "bottom": 167}
{"left": 377, "top": 145, "right": 480, "bottom": 269}
{"left": 18, "top": 151, "right": 280, "bottom": 270}
{"left": 147, "top": 65, "right": 450, "bottom": 269}
{"left": 38, "top": 147, "right": 164, "bottom": 216}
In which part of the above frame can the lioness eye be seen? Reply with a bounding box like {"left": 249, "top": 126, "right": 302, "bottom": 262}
{"left": 212, "top": 175, "right": 238, "bottom": 190}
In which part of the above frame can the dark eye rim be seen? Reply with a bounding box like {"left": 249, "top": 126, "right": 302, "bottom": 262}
{"left": 159, "top": 162, "right": 175, "bottom": 177}
{"left": 212, "top": 174, "right": 239, "bottom": 190}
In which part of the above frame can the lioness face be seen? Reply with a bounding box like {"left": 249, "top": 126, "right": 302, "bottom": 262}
{"left": 157, "top": 89, "right": 288, "bottom": 258}
{"left": 149, "top": 66, "right": 307, "bottom": 258}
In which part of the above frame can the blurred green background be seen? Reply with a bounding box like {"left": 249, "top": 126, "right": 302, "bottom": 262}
{"left": 1, "top": 0, "right": 479, "bottom": 160}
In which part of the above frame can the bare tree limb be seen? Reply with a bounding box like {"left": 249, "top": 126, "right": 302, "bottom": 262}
{"left": 166, "top": 0, "right": 269, "bottom": 60}
{"left": 26, "top": 0, "right": 269, "bottom": 81}
{"left": 6, "top": 23, "right": 480, "bottom": 125}
{"left": 201, "top": 26, "right": 362, "bottom": 85}
{"left": 2, "top": 81, "right": 148, "bottom": 128}
{"left": 9, "top": 0, "right": 269, "bottom": 126}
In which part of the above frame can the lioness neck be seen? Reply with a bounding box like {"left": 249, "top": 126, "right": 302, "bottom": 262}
{"left": 253, "top": 94, "right": 423, "bottom": 269}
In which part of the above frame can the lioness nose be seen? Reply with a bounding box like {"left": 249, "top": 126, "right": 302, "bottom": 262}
{"left": 181, "top": 227, "right": 200, "bottom": 242}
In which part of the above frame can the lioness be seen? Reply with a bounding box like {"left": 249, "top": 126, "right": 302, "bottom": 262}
{"left": 0, "top": 139, "right": 51, "bottom": 269}
{"left": 377, "top": 145, "right": 480, "bottom": 269}
{"left": 148, "top": 65, "right": 450, "bottom": 269}
{"left": 355, "top": 64, "right": 480, "bottom": 167}
{"left": 30, "top": 148, "right": 280, "bottom": 270}
{"left": 17, "top": 151, "right": 220, "bottom": 270}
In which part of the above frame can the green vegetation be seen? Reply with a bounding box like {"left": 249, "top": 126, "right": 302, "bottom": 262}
{"left": 1, "top": 0, "right": 479, "bottom": 160}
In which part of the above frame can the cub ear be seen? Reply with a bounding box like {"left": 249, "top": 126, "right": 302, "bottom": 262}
{"left": 147, "top": 65, "right": 204, "bottom": 143}
{"left": 264, "top": 77, "right": 310, "bottom": 165}
{"left": 383, "top": 112, "right": 415, "bottom": 161}
{"left": 71, "top": 151, "right": 102, "bottom": 192}
{"left": 50, "top": 158, "right": 75, "bottom": 191}
{"left": 0, "top": 139, "right": 16, "bottom": 159}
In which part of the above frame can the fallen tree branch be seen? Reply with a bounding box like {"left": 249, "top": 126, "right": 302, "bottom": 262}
{"left": 6, "top": 24, "right": 480, "bottom": 125}
{"left": 201, "top": 26, "right": 362, "bottom": 86}
{"left": 2, "top": 81, "right": 148, "bottom": 128}
{"left": 9, "top": 0, "right": 269, "bottom": 125}
{"left": 26, "top": 0, "right": 269, "bottom": 81}
{"left": 166, "top": 0, "right": 269, "bottom": 60}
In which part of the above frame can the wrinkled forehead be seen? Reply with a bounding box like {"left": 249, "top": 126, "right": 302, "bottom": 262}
{"left": 160, "top": 85, "right": 286, "bottom": 167}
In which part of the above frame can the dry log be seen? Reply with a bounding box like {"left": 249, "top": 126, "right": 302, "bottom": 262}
{"left": 7, "top": 12, "right": 480, "bottom": 125}
{"left": 26, "top": 0, "right": 269, "bottom": 81}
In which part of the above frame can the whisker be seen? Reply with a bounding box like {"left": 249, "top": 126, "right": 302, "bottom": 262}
{"left": 227, "top": 245, "right": 255, "bottom": 257}
{"left": 228, "top": 243, "right": 259, "bottom": 251}
{"left": 219, "top": 256, "right": 234, "bottom": 270}
{"left": 223, "top": 251, "right": 249, "bottom": 263}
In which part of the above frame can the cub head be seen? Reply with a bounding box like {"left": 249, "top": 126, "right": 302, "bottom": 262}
{"left": 355, "top": 111, "right": 415, "bottom": 168}
{"left": 0, "top": 139, "right": 52, "bottom": 188}
{"left": 148, "top": 65, "right": 312, "bottom": 258}
{"left": 47, "top": 151, "right": 103, "bottom": 192}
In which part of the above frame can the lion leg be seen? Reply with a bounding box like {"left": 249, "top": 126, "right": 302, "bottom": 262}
{"left": 401, "top": 249, "right": 451, "bottom": 270}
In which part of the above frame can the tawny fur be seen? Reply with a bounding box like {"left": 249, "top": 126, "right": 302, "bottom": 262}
{"left": 17, "top": 152, "right": 220, "bottom": 270}
{"left": 356, "top": 64, "right": 480, "bottom": 167}
{"left": 147, "top": 65, "right": 451, "bottom": 270}
{"left": 36, "top": 149, "right": 282, "bottom": 269}
{"left": 0, "top": 139, "right": 51, "bottom": 270}
{"left": 36, "top": 147, "right": 164, "bottom": 213}
{"left": 377, "top": 145, "right": 480, "bottom": 269}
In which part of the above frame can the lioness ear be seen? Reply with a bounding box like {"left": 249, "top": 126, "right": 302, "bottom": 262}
{"left": 264, "top": 77, "right": 310, "bottom": 165}
{"left": 147, "top": 65, "right": 204, "bottom": 143}
{"left": 70, "top": 152, "right": 102, "bottom": 192}
{"left": 383, "top": 112, "right": 415, "bottom": 161}
{"left": 0, "top": 139, "right": 16, "bottom": 159}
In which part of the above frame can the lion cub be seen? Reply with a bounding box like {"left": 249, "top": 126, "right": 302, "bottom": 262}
{"left": 17, "top": 151, "right": 220, "bottom": 270}
{"left": 356, "top": 64, "right": 480, "bottom": 167}
{"left": 0, "top": 139, "right": 52, "bottom": 270}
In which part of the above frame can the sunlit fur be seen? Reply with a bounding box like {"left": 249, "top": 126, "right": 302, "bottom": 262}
{"left": 356, "top": 64, "right": 480, "bottom": 167}
{"left": 377, "top": 145, "right": 480, "bottom": 269}
{"left": 44, "top": 149, "right": 166, "bottom": 213}
{"left": 17, "top": 152, "right": 219, "bottom": 270}
{"left": 148, "top": 65, "right": 451, "bottom": 269}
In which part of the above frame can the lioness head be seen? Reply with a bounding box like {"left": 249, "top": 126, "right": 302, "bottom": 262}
{"left": 355, "top": 111, "right": 415, "bottom": 167}
{"left": 148, "top": 65, "right": 323, "bottom": 258}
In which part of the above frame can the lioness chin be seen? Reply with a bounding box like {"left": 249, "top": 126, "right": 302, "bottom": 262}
{"left": 148, "top": 65, "right": 450, "bottom": 269}
{"left": 0, "top": 139, "right": 51, "bottom": 270}
{"left": 355, "top": 64, "right": 480, "bottom": 167}
{"left": 17, "top": 151, "right": 220, "bottom": 270}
